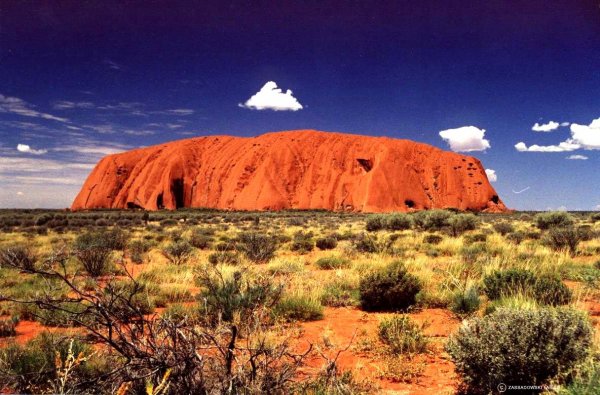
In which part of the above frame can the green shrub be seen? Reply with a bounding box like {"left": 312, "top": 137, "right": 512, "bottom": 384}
{"left": 448, "top": 213, "right": 479, "bottom": 236}
{"left": 128, "top": 239, "right": 152, "bottom": 264}
{"left": 483, "top": 269, "right": 536, "bottom": 299}
{"left": 315, "top": 236, "right": 338, "bottom": 250}
{"left": 352, "top": 233, "right": 393, "bottom": 254}
{"left": 413, "top": 209, "right": 452, "bottom": 230}
{"left": 546, "top": 226, "right": 585, "bottom": 256}
{"left": 315, "top": 256, "right": 351, "bottom": 270}
{"left": 189, "top": 232, "right": 213, "bottom": 250}
{"left": 386, "top": 213, "right": 413, "bottom": 231}
{"left": 290, "top": 231, "right": 314, "bottom": 254}
{"left": 463, "top": 233, "right": 487, "bottom": 244}
{"left": 493, "top": 222, "right": 514, "bottom": 235}
{"left": 214, "top": 241, "right": 236, "bottom": 251}
{"left": 273, "top": 296, "right": 324, "bottom": 322}
{"left": 506, "top": 231, "right": 525, "bottom": 244}
{"left": 533, "top": 276, "right": 573, "bottom": 306}
{"left": 483, "top": 269, "right": 572, "bottom": 306}
{"left": 365, "top": 215, "right": 386, "bottom": 231}
{"left": 208, "top": 251, "right": 240, "bottom": 265}
{"left": 423, "top": 234, "right": 443, "bottom": 245}
{"left": 197, "top": 269, "right": 282, "bottom": 325}
{"left": 450, "top": 286, "right": 481, "bottom": 316}
{"left": 237, "top": 232, "right": 278, "bottom": 263}
{"left": 0, "top": 244, "right": 37, "bottom": 271}
{"left": 162, "top": 240, "right": 194, "bottom": 265}
{"left": 535, "top": 211, "right": 575, "bottom": 230}
{"left": 359, "top": 261, "right": 421, "bottom": 312}
{"left": 378, "top": 314, "right": 428, "bottom": 355}
{"left": 561, "top": 361, "right": 600, "bottom": 395}
{"left": 447, "top": 308, "right": 593, "bottom": 394}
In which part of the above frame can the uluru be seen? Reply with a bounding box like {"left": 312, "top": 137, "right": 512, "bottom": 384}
{"left": 71, "top": 130, "right": 507, "bottom": 213}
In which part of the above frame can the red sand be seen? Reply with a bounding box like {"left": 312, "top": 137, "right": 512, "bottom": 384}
{"left": 71, "top": 130, "right": 506, "bottom": 213}
{"left": 297, "top": 307, "right": 460, "bottom": 394}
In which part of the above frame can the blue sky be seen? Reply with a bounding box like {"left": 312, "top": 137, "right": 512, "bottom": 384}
{"left": 0, "top": 1, "right": 598, "bottom": 210}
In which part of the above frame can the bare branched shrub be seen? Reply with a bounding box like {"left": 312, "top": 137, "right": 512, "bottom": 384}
{"left": 1, "top": 250, "right": 309, "bottom": 394}
{"left": 0, "top": 244, "right": 37, "bottom": 271}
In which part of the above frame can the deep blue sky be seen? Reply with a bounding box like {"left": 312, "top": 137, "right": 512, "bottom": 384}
{"left": 0, "top": 1, "right": 598, "bottom": 209}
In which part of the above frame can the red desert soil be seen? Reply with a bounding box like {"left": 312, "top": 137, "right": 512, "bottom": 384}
{"left": 71, "top": 130, "right": 507, "bottom": 213}
{"left": 297, "top": 307, "right": 460, "bottom": 394}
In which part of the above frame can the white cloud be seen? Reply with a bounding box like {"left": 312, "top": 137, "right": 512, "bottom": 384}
{"left": 0, "top": 157, "right": 94, "bottom": 172}
{"left": 595, "top": 204, "right": 600, "bottom": 211}
{"left": 165, "top": 109, "right": 194, "bottom": 115}
{"left": 570, "top": 118, "right": 600, "bottom": 150}
{"left": 53, "top": 100, "right": 95, "bottom": 110}
{"left": 438, "top": 126, "right": 490, "bottom": 152}
{"left": 53, "top": 144, "right": 126, "bottom": 156}
{"left": 532, "top": 121, "right": 560, "bottom": 132}
{"left": 17, "top": 144, "right": 47, "bottom": 155}
{"left": 0, "top": 93, "right": 69, "bottom": 122}
{"left": 516, "top": 117, "right": 600, "bottom": 153}
{"left": 514, "top": 140, "right": 580, "bottom": 152}
{"left": 239, "top": 81, "right": 303, "bottom": 111}
{"left": 561, "top": 122, "right": 570, "bottom": 127}
{"left": 485, "top": 169, "right": 497, "bottom": 182}
{"left": 566, "top": 155, "right": 588, "bottom": 160}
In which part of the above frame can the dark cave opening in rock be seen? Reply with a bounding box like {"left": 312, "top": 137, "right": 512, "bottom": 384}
{"left": 156, "top": 193, "right": 164, "bottom": 209}
{"left": 126, "top": 202, "right": 142, "bottom": 209}
{"left": 356, "top": 158, "right": 373, "bottom": 172}
{"left": 171, "top": 179, "right": 185, "bottom": 209}
{"left": 491, "top": 195, "right": 499, "bottom": 204}
{"left": 405, "top": 199, "right": 415, "bottom": 208}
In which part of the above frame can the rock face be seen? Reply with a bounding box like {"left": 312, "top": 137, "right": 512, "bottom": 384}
{"left": 71, "top": 130, "right": 507, "bottom": 212}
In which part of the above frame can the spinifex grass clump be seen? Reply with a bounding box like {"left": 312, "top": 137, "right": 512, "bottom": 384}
{"left": 450, "top": 285, "right": 481, "bottom": 316}
{"left": 483, "top": 269, "right": 572, "bottom": 306}
{"left": 359, "top": 261, "right": 421, "bottom": 311}
{"left": 315, "top": 255, "right": 351, "bottom": 270}
{"left": 162, "top": 240, "right": 194, "bottom": 265}
{"left": 273, "top": 296, "right": 324, "bottom": 322}
{"left": 378, "top": 314, "right": 428, "bottom": 355}
{"left": 447, "top": 308, "right": 593, "bottom": 394}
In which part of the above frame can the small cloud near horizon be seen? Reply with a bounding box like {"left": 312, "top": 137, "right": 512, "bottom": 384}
{"left": 239, "top": 81, "right": 303, "bottom": 111}
{"left": 17, "top": 143, "right": 47, "bottom": 155}
{"left": 566, "top": 154, "right": 588, "bottom": 160}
